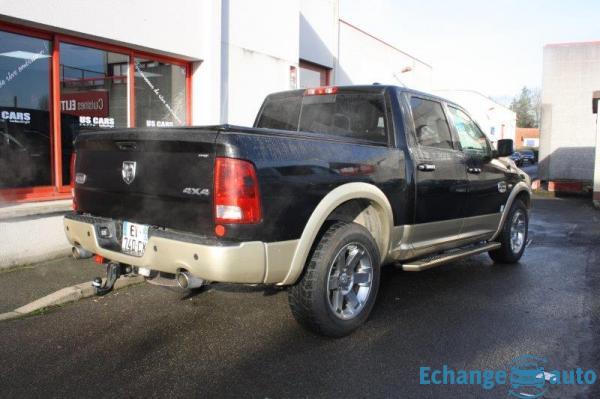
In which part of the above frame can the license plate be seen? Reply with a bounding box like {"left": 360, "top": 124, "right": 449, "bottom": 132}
{"left": 121, "top": 221, "right": 149, "bottom": 257}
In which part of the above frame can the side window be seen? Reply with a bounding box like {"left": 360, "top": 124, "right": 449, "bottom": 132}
{"left": 447, "top": 107, "right": 491, "bottom": 156}
{"left": 409, "top": 97, "right": 454, "bottom": 150}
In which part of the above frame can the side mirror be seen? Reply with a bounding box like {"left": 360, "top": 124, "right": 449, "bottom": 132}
{"left": 496, "top": 139, "right": 514, "bottom": 157}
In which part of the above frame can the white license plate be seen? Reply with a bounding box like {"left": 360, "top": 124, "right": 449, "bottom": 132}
{"left": 121, "top": 221, "right": 149, "bottom": 257}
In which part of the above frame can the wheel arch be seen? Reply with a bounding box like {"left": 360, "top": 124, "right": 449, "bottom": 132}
{"left": 490, "top": 181, "right": 531, "bottom": 241}
{"left": 515, "top": 189, "right": 531, "bottom": 209}
{"left": 279, "top": 182, "right": 394, "bottom": 285}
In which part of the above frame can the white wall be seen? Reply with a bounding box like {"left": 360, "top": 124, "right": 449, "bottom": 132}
{"left": 299, "top": 0, "right": 337, "bottom": 69}
{"left": 336, "top": 20, "right": 432, "bottom": 91}
{"left": 222, "top": 0, "right": 299, "bottom": 125}
{"left": 192, "top": 0, "right": 223, "bottom": 125}
{"left": 540, "top": 43, "right": 600, "bottom": 181}
{"left": 435, "top": 90, "right": 516, "bottom": 144}
{"left": 0, "top": 0, "right": 208, "bottom": 60}
{"left": 1, "top": 0, "right": 440, "bottom": 129}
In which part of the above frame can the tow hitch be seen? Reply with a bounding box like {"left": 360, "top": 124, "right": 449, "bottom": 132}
{"left": 92, "top": 262, "right": 131, "bottom": 296}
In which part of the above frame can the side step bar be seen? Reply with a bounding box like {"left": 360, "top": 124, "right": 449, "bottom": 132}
{"left": 402, "top": 242, "right": 501, "bottom": 272}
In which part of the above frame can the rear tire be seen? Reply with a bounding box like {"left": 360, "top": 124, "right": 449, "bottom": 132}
{"left": 489, "top": 199, "right": 528, "bottom": 264}
{"left": 288, "top": 221, "right": 381, "bottom": 337}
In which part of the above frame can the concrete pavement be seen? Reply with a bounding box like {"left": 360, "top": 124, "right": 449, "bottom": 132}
{"left": 0, "top": 257, "right": 100, "bottom": 313}
{"left": 0, "top": 196, "right": 598, "bottom": 398}
{"left": 0, "top": 256, "right": 144, "bottom": 320}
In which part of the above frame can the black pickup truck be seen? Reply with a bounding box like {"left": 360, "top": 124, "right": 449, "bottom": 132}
{"left": 65, "top": 85, "right": 531, "bottom": 337}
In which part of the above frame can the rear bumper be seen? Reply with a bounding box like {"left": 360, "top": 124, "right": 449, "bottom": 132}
{"left": 63, "top": 213, "right": 297, "bottom": 284}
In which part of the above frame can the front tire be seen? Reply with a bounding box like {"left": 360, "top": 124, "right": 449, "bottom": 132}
{"left": 288, "top": 221, "right": 381, "bottom": 337}
{"left": 489, "top": 199, "right": 528, "bottom": 263}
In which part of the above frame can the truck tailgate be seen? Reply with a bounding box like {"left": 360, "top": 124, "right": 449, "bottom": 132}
{"left": 74, "top": 128, "right": 218, "bottom": 235}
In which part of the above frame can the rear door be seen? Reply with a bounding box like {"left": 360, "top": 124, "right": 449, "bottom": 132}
{"left": 407, "top": 95, "right": 469, "bottom": 250}
{"left": 445, "top": 105, "right": 506, "bottom": 239}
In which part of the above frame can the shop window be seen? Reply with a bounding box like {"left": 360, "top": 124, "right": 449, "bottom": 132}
{"left": 0, "top": 30, "right": 52, "bottom": 189}
{"left": 299, "top": 60, "right": 330, "bottom": 89}
{"left": 134, "top": 58, "right": 186, "bottom": 128}
{"left": 59, "top": 43, "right": 129, "bottom": 185}
{"left": 0, "top": 22, "right": 191, "bottom": 201}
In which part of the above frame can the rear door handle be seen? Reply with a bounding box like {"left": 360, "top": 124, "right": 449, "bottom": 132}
{"left": 417, "top": 163, "right": 436, "bottom": 172}
{"left": 467, "top": 167, "right": 482, "bottom": 174}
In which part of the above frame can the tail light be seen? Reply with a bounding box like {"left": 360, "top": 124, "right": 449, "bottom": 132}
{"left": 214, "top": 157, "right": 261, "bottom": 224}
{"left": 304, "top": 86, "right": 338, "bottom": 96}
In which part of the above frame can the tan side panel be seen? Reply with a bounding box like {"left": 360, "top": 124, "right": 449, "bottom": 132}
{"left": 264, "top": 240, "right": 299, "bottom": 284}
{"left": 460, "top": 213, "right": 502, "bottom": 240}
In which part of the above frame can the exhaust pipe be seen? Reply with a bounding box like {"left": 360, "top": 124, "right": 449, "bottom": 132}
{"left": 176, "top": 271, "right": 204, "bottom": 289}
{"left": 72, "top": 246, "right": 93, "bottom": 259}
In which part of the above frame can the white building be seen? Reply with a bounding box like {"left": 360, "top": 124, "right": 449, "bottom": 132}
{"left": 434, "top": 89, "right": 516, "bottom": 145}
{"left": 540, "top": 42, "right": 599, "bottom": 188}
{"left": 0, "top": 0, "right": 432, "bottom": 203}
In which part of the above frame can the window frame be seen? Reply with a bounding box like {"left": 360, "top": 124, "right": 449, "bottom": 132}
{"left": 0, "top": 21, "right": 193, "bottom": 202}
{"left": 256, "top": 90, "right": 393, "bottom": 147}
{"left": 408, "top": 95, "right": 458, "bottom": 152}
{"left": 445, "top": 104, "right": 493, "bottom": 158}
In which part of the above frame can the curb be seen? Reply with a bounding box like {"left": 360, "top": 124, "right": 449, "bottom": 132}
{"left": 0, "top": 199, "right": 72, "bottom": 221}
{"left": 0, "top": 275, "right": 145, "bottom": 321}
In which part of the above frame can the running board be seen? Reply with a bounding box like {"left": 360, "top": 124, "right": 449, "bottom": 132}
{"left": 401, "top": 242, "right": 501, "bottom": 272}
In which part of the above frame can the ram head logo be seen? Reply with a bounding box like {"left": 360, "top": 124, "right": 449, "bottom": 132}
{"left": 122, "top": 161, "right": 137, "bottom": 185}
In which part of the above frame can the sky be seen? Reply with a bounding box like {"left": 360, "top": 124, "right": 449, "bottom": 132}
{"left": 340, "top": 0, "right": 600, "bottom": 103}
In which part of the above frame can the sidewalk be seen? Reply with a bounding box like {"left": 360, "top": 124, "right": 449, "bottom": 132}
{"left": 0, "top": 200, "right": 72, "bottom": 270}
{"left": 0, "top": 257, "right": 101, "bottom": 314}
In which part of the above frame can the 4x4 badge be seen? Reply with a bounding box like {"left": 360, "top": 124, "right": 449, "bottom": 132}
{"left": 122, "top": 161, "right": 136, "bottom": 185}
{"left": 498, "top": 181, "right": 507, "bottom": 193}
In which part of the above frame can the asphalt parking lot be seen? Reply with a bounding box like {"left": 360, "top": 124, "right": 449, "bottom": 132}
{"left": 1, "top": 195, "right": 599, "bottom": 398}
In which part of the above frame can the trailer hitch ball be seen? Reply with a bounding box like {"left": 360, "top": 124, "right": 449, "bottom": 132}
{"left": 92, "top": 262, "right": 122, "bottom": 296}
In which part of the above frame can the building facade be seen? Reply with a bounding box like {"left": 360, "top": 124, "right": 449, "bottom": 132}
{"left": 539, "top": 41, "right": 600, "bottom": 198}
{"left": 515, "top": 128, "right": 540, "bottom": 149}
{"left": 0, "top": 0, "right": 432, "bottom": 204}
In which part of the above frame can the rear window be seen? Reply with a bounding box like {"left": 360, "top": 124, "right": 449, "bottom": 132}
{"left": 255, "top": 94, "right": 302, "bottom": 131}
{"left": 255, "top": 92, "right": 388, "bottom": 144}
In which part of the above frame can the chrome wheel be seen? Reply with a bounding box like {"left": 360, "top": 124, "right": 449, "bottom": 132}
{"left": 509, "top": 209, "right": 527, "bottom": 253}
{"left": 326, "top": 242, "right": 373, "bottom": 320}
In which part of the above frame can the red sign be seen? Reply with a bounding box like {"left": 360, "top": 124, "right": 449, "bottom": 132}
{"left": 60, "top": 91, "right": 109, "bottom": 118}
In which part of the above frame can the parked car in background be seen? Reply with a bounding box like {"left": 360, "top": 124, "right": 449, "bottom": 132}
{"left": 520, "top": 149, "right": 536, "bottom": 164}
{"left": 65, "top": 85, "right": 532, "bottom": 337}
{"left": 510, "top": 151, "right": 524, "bottom": 166}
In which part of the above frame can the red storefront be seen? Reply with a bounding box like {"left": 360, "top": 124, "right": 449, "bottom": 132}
{"left": 0, "top": 21, "right": 192, "bottom": 203}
